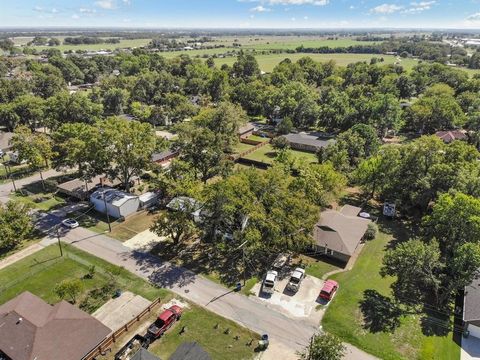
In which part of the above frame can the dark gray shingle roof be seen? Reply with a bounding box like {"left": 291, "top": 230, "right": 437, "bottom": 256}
{"left": 168, "top": 342, "right": 211, "bottom": 360}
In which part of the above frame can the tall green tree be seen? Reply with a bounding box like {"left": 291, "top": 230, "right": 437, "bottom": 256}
{"left": 299, "top": 333, "right": 346, "bottom": 360}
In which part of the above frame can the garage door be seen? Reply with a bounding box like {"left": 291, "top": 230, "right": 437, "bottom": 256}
{"left": 469, "top": 324, "right": 480, "bottom": 339}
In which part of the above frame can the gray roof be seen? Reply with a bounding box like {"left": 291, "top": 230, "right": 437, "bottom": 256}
{"left": 282, "top": 132, "right": 333, "bottom": 149}
{"left": 132, "top": 348, "right": 161, "bottom": 360}
{"left": 238, "top": 123, "right": 255, "bottom": 135}
{"left": 152, "top": 149, "right": 179, "bottom": 162}
{"left": 169, "top": 342, "right": 211, "bottom": 360}
{"left": 464, "top": 275, "right": 480, "bottom": 322}
{"left": 313, "top": 205, "right": 370, "bottom": 256}
{"left": 0, "top": 131, "right": 14, "bottom": 150}
{"left": 91, "top": 187, "right": 138, "bottom": 207}
{"left": 0, "top": 291, "right": 111, "bottom": 360}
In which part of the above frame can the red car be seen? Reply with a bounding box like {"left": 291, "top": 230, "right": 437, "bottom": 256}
{"left": 319, "top": 280, "right": 338, "bottom": 301}
{"left": 147, "top": 305, "right": 182, "bottom": 338}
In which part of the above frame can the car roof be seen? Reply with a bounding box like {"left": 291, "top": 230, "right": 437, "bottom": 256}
{"left": 322, "top": 280, "right": 338, "bottom": 292}
{"left": 266, "top": 271, "right": 277, "bottom": 281}
{"left": 292, "top": 269, "right": 305, "bottom": 278}
{"left": 158, "top": 308, "right": 175, "bottom": 321}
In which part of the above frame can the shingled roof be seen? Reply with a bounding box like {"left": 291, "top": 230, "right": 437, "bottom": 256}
{"left": 313, "top": 205, "right": 371, "bottom": 256}
{"left": 0, "top": 291, "right": 111, "bottom": 360}
{"left": 464, "top": 274, "right": 480, "bottom": 323}
{"left": 169, "top": 342, "right": 211, "bottom": 360}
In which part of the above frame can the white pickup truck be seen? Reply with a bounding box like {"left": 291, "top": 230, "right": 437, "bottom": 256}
{"left": 286, "top": 268, "right": 306, "bottom": 292}
{"left": 262, "top": 270, "right": 278, "bottom": 294}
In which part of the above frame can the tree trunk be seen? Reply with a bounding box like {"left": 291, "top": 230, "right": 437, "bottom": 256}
{"left": 39, "top": 170, "right": 45, "bottom": 191}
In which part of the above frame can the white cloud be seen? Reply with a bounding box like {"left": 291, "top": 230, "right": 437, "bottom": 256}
{"left": 402, "top": 1, "right": 436, "bottom": 13}
{"left": 303, "top": 15, "right": 308, "bottom": 19}
{"left": 33, "top": 6, "right": 43, "bottom": 12}
{"left": 72, "top": 14, "right": 80, "bottom": 19}
{"left": 33, "top": 6, "right": 59, "bottom": 14}
{"left": 123, "top": 0, "right": 131, "bottom": 4}
{"left": 291, "top": 16, "right": 296, "bottom": 21}
{"left": 241, "top": 0, "right": 328, "bottom": 6}
{"left": 95, "top": 0, "right": 116, "bottom": 9}
{"left": 370, "top": 4, "right": 403, "bottom": 14}
{"left": 250, "top": 5, "right": 271, "bottom": 12}
{"left": 79, "top": 8, "right": 97, "bottom": 13}
{"left": 467, "top": 12, "right": 480, "bottom": 21}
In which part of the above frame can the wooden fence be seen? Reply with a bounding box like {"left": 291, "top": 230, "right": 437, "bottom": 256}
{"left": 83, "top": 297, "right": 162, "bottom": 360}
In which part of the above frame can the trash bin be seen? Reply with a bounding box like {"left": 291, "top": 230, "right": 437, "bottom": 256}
{"left": 235, "top": 282, "right": 242, "bottom": 292}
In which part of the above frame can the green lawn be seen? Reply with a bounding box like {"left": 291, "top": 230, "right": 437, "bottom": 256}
{"left": 242, "top": 144, "right": 317, "bottom": 165}
{"left": 0, "top": 243, "right": 168, "bottom": 311}
{"left": 247, "top": 135, "right": 269, "bottom": 142}
{"left": 242, "top": 38, "right": 379, "bottom": 51}
{"left": 297, "top": 255, "right": 342, "bottom": 279}
{"left": 149, "top": 303, "right": 260, "bottom": 360}
{"left": 233, "top": 142, "right": 256, "bottom": 154}
{"left": 10, "top": 191, "right": 65, "bottom": 211}
{"left": 322, "top": 221, "right": 461, "bottom": 360}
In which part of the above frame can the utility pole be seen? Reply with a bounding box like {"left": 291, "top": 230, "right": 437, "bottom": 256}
{"left": 237, "top": 240, "right": 248, "bottom": 286}
{"left": 101, "top": 179, "right": 112, "bottom": 232}
{"left": 56, "top": 227, "right": 63, "bottom": 257}
{"left": 4, "top": 162, "right": 16, "bottom": 192}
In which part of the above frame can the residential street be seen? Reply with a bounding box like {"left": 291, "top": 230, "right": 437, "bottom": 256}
{"left": 53, "top": 225, "right": 377, "bottom": 360}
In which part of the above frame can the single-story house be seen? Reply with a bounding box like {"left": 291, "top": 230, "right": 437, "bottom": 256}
{"left": 152, "top": 149, "right": 179, "bottom": 166}
{"left": 57, "top": 175, "right": 121, "bottom": 200}
{"left": 169, "top": 342, "right": 211, "bottom": 360}
{"left": 281, "top": 132, "right": 334, "bottom": 153}
{"left": 313, "top": 205, "right": 371, "bottom": 263}
{"left": 434, "top": 130, "right": 467, "bottom": 143}
{"left": 166, "top": 196, "right": 203, "bottom": 223}
{"left": 0, "top": 291, "right": 111, "bottom": 360}
{"left": 464, "top": 273, "right": 480, "bottom": 338}
{"left": 90, "top": 187, "right": 139, "bottom": 218}
{"left": 238, "top": 123, "right": 255, "bottom": 139}
{"left": 132, "top": 348, "right": 161, "bottom": 360}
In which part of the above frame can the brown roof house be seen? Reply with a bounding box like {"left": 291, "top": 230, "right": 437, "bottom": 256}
{"left": 0, "top": 291, "right": 111, "bottom": 360}
{"left": 313, "top": 205, "right": 371, "bottom": 263}
{"left": 238, "top": 123, "right": 255, "bottom": 139}
{"left": 435, "top": 130, "right": 467, "bottom": 144}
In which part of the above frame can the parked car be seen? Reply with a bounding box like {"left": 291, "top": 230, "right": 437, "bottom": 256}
{"left": 286, "top": 268, "right": 306, "bottom": 292}
{"left": 147, "top": 305, "right": 182, "bottom": 339}
{"left": 262, "top": 270, "right": 278, "bottom": 294}
{"left": 61, "top": 218, "right": 79, "bottom": 229}
{"left": 319, "top": 280, "right": 339, "bottom": 301}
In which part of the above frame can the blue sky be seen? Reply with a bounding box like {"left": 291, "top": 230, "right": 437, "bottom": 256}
{"left": 1, "top": 0, "right": 480, "bottom": 29}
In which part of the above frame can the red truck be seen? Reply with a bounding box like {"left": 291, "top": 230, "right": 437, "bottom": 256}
{"left": 147, "top": 305, "right": 183, "bottom": 339}
{"left": 319, "top": 280, "right": 339, "bottom": 301}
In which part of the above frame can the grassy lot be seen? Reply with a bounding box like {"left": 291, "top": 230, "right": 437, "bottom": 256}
{"left": 149, "top": 303, "right": 260, "bottom": 360}
{"left": 242, "top": 38, "right": 379, "bottom": 51}
{"left": 233, "top": 142, "right": 256, "bottom": 154}
{"left": 0, "top": 234, "right": 42, "bottom": 261}
{"left": 28, "top": 38, "right": 152, "bottom": 52}
{"left": 242, "top": 144, "right": 317, "bottom": 165}
{"left": 70, "top": 209, "right": 161, "bottom": 242}
{"left": 0, "top": 243, "right": 168, "bottom": 310}
{"left": 247, "top": 135, "right": 269, "bottom": 142}
{"left": 294, "top": 254, "right": 342, "bottom": 280}
{"left": 215, "top": 53, "right": 421, "bottom": 72}
{"left": 9, "top": 178, "right": 66, "bottom": 211}
{"left": 321, "top": 220, "right": 461, "bottom": 360}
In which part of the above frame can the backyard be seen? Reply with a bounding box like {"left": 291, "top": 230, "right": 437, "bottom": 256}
{"left": 241, "top": 144, "right": 318, "bottom": 165}
{"left": 9, "top": 177, "right": 68, "bottom": 211}
{"left": 321, "top": 218, "right": 461, "bottom": 360}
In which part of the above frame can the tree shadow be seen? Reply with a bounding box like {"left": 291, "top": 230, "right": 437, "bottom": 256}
{"left": 360, "top": 289, "right": 403, "bottom": 333}
{"left": 419, "top": 308, "right": 452, "bottom": 337}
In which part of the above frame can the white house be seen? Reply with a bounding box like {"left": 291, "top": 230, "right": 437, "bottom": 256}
{"left": 166, "top": 196, "right": 203, "bottom": 223}
{"left": 90, "top": 187, "right": 139, "bottom": 218}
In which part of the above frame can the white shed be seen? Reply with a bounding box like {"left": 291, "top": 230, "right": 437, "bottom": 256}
{"left": 139, "top": 192, "right": 160, "bottom": 209}
{"left": 90, "top": 187, "right": 139, "bottom": 218}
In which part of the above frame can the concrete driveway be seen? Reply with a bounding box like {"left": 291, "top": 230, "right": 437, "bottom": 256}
{"left": 251, "top": 274, "right": 324, "bottom": 322}
{"left": 462, "top": 336, "right": 480, "bottom": 360}
{"left": 92, "top": 291, "right": 151, "bottom": 332}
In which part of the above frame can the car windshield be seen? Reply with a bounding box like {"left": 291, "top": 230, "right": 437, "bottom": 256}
{"left": 320, "top": 290, "right": 331, "bottom": 296}
{"left": 290, "top": 277, "right": 300, "bottom": 284}
{"left": 264, "top": 280, "right": 274, "bottom": 287}
{"left": 154, "top": 318, "right": 166, "bottom": 327}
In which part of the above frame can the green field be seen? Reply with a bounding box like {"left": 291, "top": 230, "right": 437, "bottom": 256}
{"left": 16, "top": 38, "right": 152, "bottom": 52}
{"left": 242, "top": 38, "right": 379, "bottom": 51}
{"left": 215, "top": 53, "right": 421, "bottom": 72}
{"left": 322, "top": 220, "right": 461, "bottom": 360}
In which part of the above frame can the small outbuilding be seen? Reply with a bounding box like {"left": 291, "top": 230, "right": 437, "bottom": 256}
{"left": 166, "top": 196, "right": 203, "bottom": 223}
{"left": 434, "top": 130, "right": 467, "bottom": 143}
{"left": 57, "top": 175, "right": 121, "bottom": 200}
{"left": 238, "top": 123, "right": 255, "bottom": 139}
{"left": 90, "top": 187, "right": 139, "bottom": 218}
{"left": 313, "top": 205, "right": 371, "bottom": 263}
{"left": 139, "top": 192, "right": 160, "bottom": 209}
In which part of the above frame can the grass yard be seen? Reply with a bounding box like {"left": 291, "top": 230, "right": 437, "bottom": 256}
{"left": 0, "top": 243, "right": 168, "bottom": 311}
{"left": 242, "top": 144, "right": 317, "bottom": 165}
{"left": 242, "top": 38, "right": 379, "bottom": 51}
{"left": 321, "top": 220, "right": 461, "bottom": 360}
{"left": 247, "top": 135, "right": 269, "bottom": 142}
{"left": 149, "top": 303, "right": 260, "bottom": 360}
{"left": 9, "top": 178, "right": 67, "bottom": 212}
{"left": 233, "top": 142, "right": 256, "bottom": 154}
{"left": 295, "top": 254, "right": 342, "bottom": 280}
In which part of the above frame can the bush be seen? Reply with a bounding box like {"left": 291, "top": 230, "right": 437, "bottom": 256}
{"left": 364, "top": 223, "right": 378, "bottom": 240}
